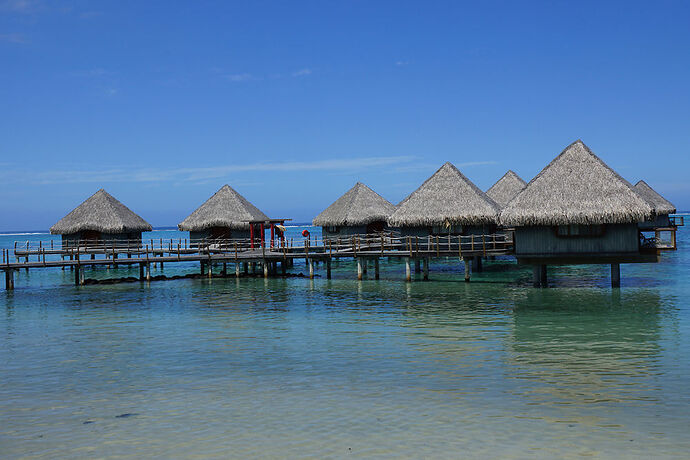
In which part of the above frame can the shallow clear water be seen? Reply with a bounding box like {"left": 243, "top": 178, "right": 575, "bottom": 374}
{"left": 1, "top": 226, "right": 689, "bottom": 458}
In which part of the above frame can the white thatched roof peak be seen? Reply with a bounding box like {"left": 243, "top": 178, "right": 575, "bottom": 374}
{"left": 388, "top": 162, "right": 500, "bottom": 227}
{"left": 486, "top": 170, "right": 527, "bottom": 209}
{"left": 313, "top": 182, "right": 396, "bottom": 226}
{"left": 50, "top": 189, "right": 152, "bottom": 235}
{"left": 500, "top": 140, "right": 653, "bottom": 226}
{"left": 634, "top": 180, "right": 676, "bottom": 215}
{"left": 178, "top": 185, "right": 269, "bottom": 231}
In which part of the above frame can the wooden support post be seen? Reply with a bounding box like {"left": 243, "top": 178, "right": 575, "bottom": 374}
{"left": 374, "top": 258, "right": 379, "bottom": 280}
{"left": 423, "top": 257, "right": 429, "bottom": 281}
{"left": 405, "top": 257, "right": 411, "bottom": 282}
{"left": 5, "top": 270, "right": 14, "bottom": 291}
{"left": 362, "top": 259, "right": 368, "bottom": 274}
{"left": 113, "top": 252, "right": 118, "bottom": 268}
{"left": 139, "top": 263, "right": 145, "bottom": 280}
{"left": 222, "top": 263, "right": 227, "bottom": 276}
{"left": 243, "top": 262, "right": 248, "bottom": 274}
{"left": 264, "top": 261, "right": 269, "bottom": 278}
{"left": 236, "top": 262, "right": 241, "bottom": 277}
{"left": 532, "top": 265, "right": 541, "bottom": 287}
{"left": 326, "top": 259, "right": 331, "bottom": 279}
{"left": 464, "top": 258, "right": 471, "bottom": 282}
{"left": 282, "top": 260, "right": 287, "bottom": 275}
{"left": 308, "top": 259, "right": 314, "bottom": 279}
{"left": 357, "top": 258, "right": 363, "bottom": 280}
{"left": 200, "top": 261, "right": 205, "bottom": 275}
{"left": 208, "top": 261, "right": 213, "bottom": 278}
{"left": 146, "top": 263, "right": 151, "bottom": 281}
{"left": 611, "top": 263, "right": 620, "bottom": 288}
{"left": 414, "top": 259, "right": 421, "bottom": 274}
{"left": 540, "top": 264, "right": 548, "bottom": 288}
{"left": 472, "top": 256, "right": 482, "bottom": 272}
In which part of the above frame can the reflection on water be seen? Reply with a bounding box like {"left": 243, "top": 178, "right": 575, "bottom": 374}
{"left": 1, "top": 228, "right": 690, "bottom": 458}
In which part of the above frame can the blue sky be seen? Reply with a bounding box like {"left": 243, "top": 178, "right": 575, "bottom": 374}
{"left": 1, "top": 0, "right": 689, "bottom": 231}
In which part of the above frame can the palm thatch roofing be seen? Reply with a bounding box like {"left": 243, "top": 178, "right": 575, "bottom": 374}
{"left": 486, "top": 170, "right": 527, "bottom": 208}
{"left": 500, "top": 140, "right": 653, "bottom": 226}
{"left": 50, "top": 189, "right": 152, "bottom": 235}
{"left": 388, "top": 162, "right": 500, "bottom": 227}
{"left": 634, "top": 180, "right": 676, "bottom": 215}
{"left": 178, "top": 185, "right": 269, "bottom": 231}
{"left": 312, "top": 182, "right": 396, "bottom": 227}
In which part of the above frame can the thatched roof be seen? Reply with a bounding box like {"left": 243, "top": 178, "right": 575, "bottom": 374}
{"left": 178, "top": 185, "right": 268, "bottom": 231}
{"left": 313, "top": 182, "right": 396, "bottom": 226}
{"left": 634, "top": 180, "right": 676, "bottom": 215}
{"left": 500, "top": 140, "right": 653, "bottom": 226}
{"left": 388, "top": 162, "right": 500, "bottom": 227}
{"left": 486, "top": 170, "right": 527, "bottom": 208}
{"left": 50, "top": 189, "right": 152, "bottom": 235}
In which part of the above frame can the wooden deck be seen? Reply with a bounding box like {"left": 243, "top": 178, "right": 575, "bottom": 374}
{"left": 2, "top": 233, "right": 515, "bottom": 289}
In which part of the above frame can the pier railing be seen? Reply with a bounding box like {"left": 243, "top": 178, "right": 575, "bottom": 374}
{"left": 5, "top": 232, "right": 515, "bottom": 265}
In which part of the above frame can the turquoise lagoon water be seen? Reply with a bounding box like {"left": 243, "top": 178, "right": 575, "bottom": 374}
{"left": 1, "top": 224, "right": 690, "bottom": 458}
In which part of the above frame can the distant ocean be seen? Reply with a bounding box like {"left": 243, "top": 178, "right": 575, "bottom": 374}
{"left": 1, "top": 224, "right": 689, "bottom": 458}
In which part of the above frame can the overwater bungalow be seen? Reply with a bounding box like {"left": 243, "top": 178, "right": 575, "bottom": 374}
{"left": 178, "top": 185, "right": 269, "bottom": 245}
{"left": 499, "top": 140, "right": 660, "bottom": 287}
{"left": 634, "top": 180, "right": 676, "bottom": 230}
{"left": 50, "top": 189, "right": 152, "bottom": 248}
{"left": 486, "top": 170, "right": 527, "bottom": 209}
{"left": 313, "top": 182, "right": 397, "bottom": 238}
{"left": 388, "top": 162, "right": 500, "bottom": 238}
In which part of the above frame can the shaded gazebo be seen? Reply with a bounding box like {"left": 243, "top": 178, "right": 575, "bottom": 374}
{"left": 634, "top": 180, "right": 676, "bottom": 230}
{"left": 50, "top": 189, "right": 152, "bottom": 248}
{"left": 313, "top": 182, "right": 396, "bottom": 238}
{"left": 388, "top": 162, "right": 500, "bottom": 237}
{"left": 486, "top": 170, "right": 527, "bottom": 209}
{"left": 499, "top": 140, "right": 655, "bottom": 286}
{"left": 178, "top": 185, "right": 269, "bottom": 245}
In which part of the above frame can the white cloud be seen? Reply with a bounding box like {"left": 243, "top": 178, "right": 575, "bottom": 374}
{"left": 224, "top": 73, "right": 254, "bottom": 82}
{"left": 69, "top": 68, "right": 110, "bottom": 78}
{"left": 0, "top": 156, "right": 417, "bottom": 185}
{"left": 291, "top": 68, "right": 312, "bottom": 77}
{"left": 0, "top": 33, "right": 28, "bottom": 44}
{"left": 395, "top": 61, "right": 409, "bottom": 66}
{"left": 0, "top": 0, "right": 37, "bottom": 13}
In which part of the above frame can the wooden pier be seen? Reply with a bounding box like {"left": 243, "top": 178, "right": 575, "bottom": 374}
{"left": 2, "top": 233, "right": 514, "bottom": 289}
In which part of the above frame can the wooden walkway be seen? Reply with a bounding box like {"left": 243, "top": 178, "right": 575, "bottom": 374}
{"left": 2, "top": 233, "right": 514, "bottom": 289}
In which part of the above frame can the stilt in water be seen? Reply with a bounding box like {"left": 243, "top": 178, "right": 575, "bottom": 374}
{"left": 405, "top": 257, "right": 411, "bottom": 282}
{"left": 414, "top": 259, "right": 421, "bottom": 274}
{"left": 374, "top": 258, "right": 379, "bottom": 280}
{"left": 363, "top": 259, "right": 368, "bottom": 275}
{"left": 5, "top": 269, "right": 14, "bottom": 291}
{"left": 326, "top": 259, "right": 331, "bottom": 279}
{"left": 540, "top": 264, "right": 548, "bottom": 287}
{"left": 464, "top": 258, "right": 471, "bottom": 282}
{"left": 222, "top": 263, "right": 227, "bottom": 276}
{"left": 423, "top": 257, "right": 429, "bottom": 281}
{"left": 146, "top": 262, "right": 151, "bottom": 281}
{"left": 532, "top": 265, "right": 541, "bottom": 287}
{"left": 308, "top": 259, "right": 314, "bottom": 279}
{"left": 472, "top": 256, "right": 482, "bottom": 273}
{"left": 139, "top": 263, "right": 145, "bottom": 280}
{"left": 282, "top": 261, "right": 287, "bottom": 275}
{"left": 611, "top": 263, "right": 620, "bottom": 288}
{"left": 357, "top": 258, "right": 363, "bottom": 281}
{"left": 263, "top": 261, "right": 269, "bottom": 278}
{"left": 235, "top": 262, "right": 241, "bottom": 277}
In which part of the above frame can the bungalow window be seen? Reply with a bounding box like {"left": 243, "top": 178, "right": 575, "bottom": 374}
{"left": 556, "top": 224, "right": 604, "bottom": 237}
{"left": 327, "top": 226, "right": 338, "bottom": 233}
{"left": 431, "top": 224, "right": 462, "bottom": 234}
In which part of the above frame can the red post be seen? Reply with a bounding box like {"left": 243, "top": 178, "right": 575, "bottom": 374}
{"left": 260, "top": 223, "right": 265, "bottom": 248}
{"left": 270, "top": 224, "right": 275, "bottom": 249}
{"left": 250, "top": 223, "right": 255, "bottom": 249}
